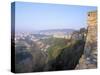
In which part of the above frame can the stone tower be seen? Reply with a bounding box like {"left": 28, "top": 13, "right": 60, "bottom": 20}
{"left": 75, "top": 11, "right": 97, "bottom": 69}
{"left": 84, "top": 11, "right": 97, "bottom": 62}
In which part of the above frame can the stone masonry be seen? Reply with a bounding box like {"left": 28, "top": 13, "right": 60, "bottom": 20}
{"left": 76, "top": 11, "right": 97, "bottom": 69}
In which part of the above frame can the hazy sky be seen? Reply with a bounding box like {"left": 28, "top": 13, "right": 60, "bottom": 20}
{"left": 13, "top": 2, "right": 97, "bottom": 32}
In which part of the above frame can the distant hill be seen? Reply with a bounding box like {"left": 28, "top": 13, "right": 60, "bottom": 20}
{"left": 39, "top": 29, "right": 75, "bottom": 35}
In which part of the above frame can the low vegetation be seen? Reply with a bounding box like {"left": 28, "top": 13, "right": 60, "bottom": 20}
{"left": 15, "top": 28, "right": 86, "bottom": 72}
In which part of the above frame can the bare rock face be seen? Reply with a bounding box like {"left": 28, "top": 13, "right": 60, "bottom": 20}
{"left": 15, "top": 40, "right": 48, "bottom": 73}
{"left": 76, "top": 11, "right": 97, "bottom": 69}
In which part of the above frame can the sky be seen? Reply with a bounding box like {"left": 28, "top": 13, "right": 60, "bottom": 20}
{"left": 13, "top": 2, "right": 97, "bottom": 32}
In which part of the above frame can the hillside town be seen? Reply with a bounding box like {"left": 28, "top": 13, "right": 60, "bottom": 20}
{"left": 15, "top": 30, "right": 73, "bottom": 52}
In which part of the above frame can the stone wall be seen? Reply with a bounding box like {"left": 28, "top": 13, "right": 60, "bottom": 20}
{"left": 76, "top": 11, "right": 97, "bottom": 69}
{"left": 84, "top": 11, "right": 97, "bottom": 59}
